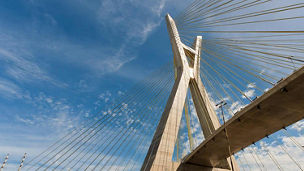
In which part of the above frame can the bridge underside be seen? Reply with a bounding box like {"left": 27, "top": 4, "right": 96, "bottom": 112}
{"left": 179, "top": 66, "right": 304, "bottom": 169}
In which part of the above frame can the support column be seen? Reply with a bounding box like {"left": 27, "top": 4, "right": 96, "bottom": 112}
{"left": 141, "top": 69, "right": 190, "bottom": 171}
{"left": 188, "top": 28, "right": 239, "bottom": 171}
{"left": 141, "top": 14, "right": 191, "bottom": 171}
{"left": 190, "top": 35, "right": 221, "bottom": 137}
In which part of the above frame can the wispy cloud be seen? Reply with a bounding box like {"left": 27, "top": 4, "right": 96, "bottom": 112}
{"left": 0, "top": 48, "right": 66, "bottom": 87}
{"left": 247, "top": 83, "right": 256, "bottom": 89}
{"left": 230, "top": 101, "right": 245, "bottom": 114}
{"left": 16, "top": 100, "right": 79, "bottom": 131}
{"left": 152, "top": 0, "right": 166, "bottom": 17}
{"left": 291, "top": 120, "right": 304, "bottom": 132}
{"left": 242, "top": 89, "right": 255, "bottom": 99}
{"left": 0, "top": 0, "right": 189, "bottom": 83}
{"left": 0, "top": 78, "right": 29, "bottom": 100}
{"left": 237, "top": 129, "right": 304, "bottom": 171}
{"left": 0, "top": 0, "right": 199, "bottom": 169}
{"left": 96, "top": 0, "right": 166, "bottom": 65}
{"left": 242, "top": 83, "right": 256, "bottom": 99}
{"left": 83, "top": 45, "right": 136, "bottom": 76}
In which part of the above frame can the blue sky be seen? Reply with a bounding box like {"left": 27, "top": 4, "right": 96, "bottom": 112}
{"left": 1, "top": 0, "right": 304, "bottom": 170}
{"left": 0, "top": 0, "right": 192, "bottom": 168}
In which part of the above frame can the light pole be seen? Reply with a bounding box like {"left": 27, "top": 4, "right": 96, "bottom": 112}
{"left": 216, "top": 101, "right": 234, "bottom": 171}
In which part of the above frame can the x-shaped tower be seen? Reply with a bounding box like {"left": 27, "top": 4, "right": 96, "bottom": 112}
{"left": 141, "top": 14, "right": 239, "bottom": 171}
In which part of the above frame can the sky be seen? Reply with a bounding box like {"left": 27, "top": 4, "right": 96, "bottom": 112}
{"left": 0, "top": 0, "right": 304, "bottom": 170}
{"left": 0, "top": 0, "right": 192, "bottom": 169}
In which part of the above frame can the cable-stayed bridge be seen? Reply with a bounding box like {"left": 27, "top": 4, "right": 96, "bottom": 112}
{"left": 2, "top": 0, "right": 304, "bottom": 170}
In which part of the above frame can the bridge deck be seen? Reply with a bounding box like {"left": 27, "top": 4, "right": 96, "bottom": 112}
{"left": 180, "top": 66, "right": 304, "bottom": 168}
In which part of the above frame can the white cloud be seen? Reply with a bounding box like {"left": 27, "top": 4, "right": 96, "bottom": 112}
{"left": 140, "top": 21, "right": 162, "bottom": 43}
{"left": 85, "top": 46, "right": 136, "bottom": 75}
{"left": 184, "top": 98, "right": 205, "bottom": 148}
{"left": 45, "top": 97, "right": 53, "bottom": 104}
{"left": 0, "top": 0, "right": 193, "bottom": 81}
{"left": 247, "top": 83, "right": 256, "bottom": 89}
{"left": 13, "top": 92, "right": 83, "bottom": 132}
{"left": 78, "top": 80, "right": 88, "bottom": 89}
{"left": 16, "top": 115, "right": 35, "bottom": 125}
{"left": 0, "top": 48, "right": 66, "bottom": 87}
{"left": 117, "top": 91, "right": 124, "bottom": 96}
{"left": 152, "top": 0, "right": 166, "bottom": 17}
{"left": 0, "top": 4, "right": 139, "bottom": 80}
{"left": 230, "top": 101, "right": 245, "bottom": 114}
{"left": 97, "top": 0, "right": 163, "bottom": 45}
{"left": 0, "top": 78, "right": 22, "bottom": 99}
{"left": 236, "top": 125, "right": 304, "bottom": 171}
{"left": 291, "top": 120, "right": 304, "bottom": 132}
{"left": 0, "top": 92, "right": 89, "bottom": 169}
{"left": 242, "top": 89, "right": 255, "bottom": 99}
{"left": 242, "top": 83, "right": 257, "bottom": 99}
{"left": 98, "top": 91, "right": 112, "bottom": 104}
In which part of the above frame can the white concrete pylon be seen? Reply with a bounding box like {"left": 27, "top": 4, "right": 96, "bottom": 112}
{"left": 141, "top": 14, "right": 239, "bottom": 171}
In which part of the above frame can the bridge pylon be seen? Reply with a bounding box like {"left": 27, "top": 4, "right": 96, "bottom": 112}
{"left": 141, "top": 14, "right": 239, "bottom": 171}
